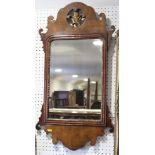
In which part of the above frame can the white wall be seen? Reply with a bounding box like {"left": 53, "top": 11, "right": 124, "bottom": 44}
{"left": 35, "top": 0, "right": 119, "bottom": 9}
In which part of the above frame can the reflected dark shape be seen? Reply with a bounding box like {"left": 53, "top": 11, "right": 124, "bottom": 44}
{"left": 91, "top": 101, "right": 101, "bottom": 109}
{"left": 53, "top": 91, "right": 69, "bottom": 108}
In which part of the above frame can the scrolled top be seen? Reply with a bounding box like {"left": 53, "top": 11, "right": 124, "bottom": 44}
{"left": 42, "top": 2, "right": 107, "bottom": 36}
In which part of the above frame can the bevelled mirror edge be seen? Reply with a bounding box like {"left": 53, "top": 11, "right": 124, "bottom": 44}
{"left": 48, "top": 38, "right": 104, "bottom": 122}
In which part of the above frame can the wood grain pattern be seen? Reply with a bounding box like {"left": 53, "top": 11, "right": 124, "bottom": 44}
{"left": 42, "top": 2, "right": 106, "bottom": 36}
{"left": 44, "top": 104, "right": 114, "bottom": 150}
{"left": 45, "top": 125, "right": 104, "bottom": 150}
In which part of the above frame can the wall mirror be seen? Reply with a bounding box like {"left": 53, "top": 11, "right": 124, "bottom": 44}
{"left": 49, "top": 39, "right": 103, "bottom": 120}
{"left": 36, "top": 2, "right": 115, "bottom": 150}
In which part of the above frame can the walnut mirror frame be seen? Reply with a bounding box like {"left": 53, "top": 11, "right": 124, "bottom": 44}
{"left": 36, "top": 2, "right": 115, "bottom": 150}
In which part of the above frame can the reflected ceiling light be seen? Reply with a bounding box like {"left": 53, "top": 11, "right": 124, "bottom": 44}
{"left": 55, "top": 69, "right": 62, "bottom": 72}
{"left": 91, "top": 81, "right": 96, "bottom": 84}
{"left": 83, "top": 78, "right": 88, "bottom": 81}
{"left": 93, "top": 40, "right": 103, "bottom": 46}
{"left": 72, "top": 111, "right": 78, "bottom": 113}
{"left": 72, "top": 74, "right": 78, "bottom": 78}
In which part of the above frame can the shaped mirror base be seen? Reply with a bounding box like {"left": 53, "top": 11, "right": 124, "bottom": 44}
{"left": 45, "top": 126, "right": 104, "bottom": 150}
{"left": 36, "top": 105, "right": 114, "bottom": 150}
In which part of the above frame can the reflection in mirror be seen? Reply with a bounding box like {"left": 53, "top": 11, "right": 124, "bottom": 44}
{"left": 48, "top": 39, "right": 103, "bottom": 120}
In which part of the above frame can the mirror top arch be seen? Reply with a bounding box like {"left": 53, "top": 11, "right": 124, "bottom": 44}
{"left": 39, "top": 2, "right": 108, "bottom": 37}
